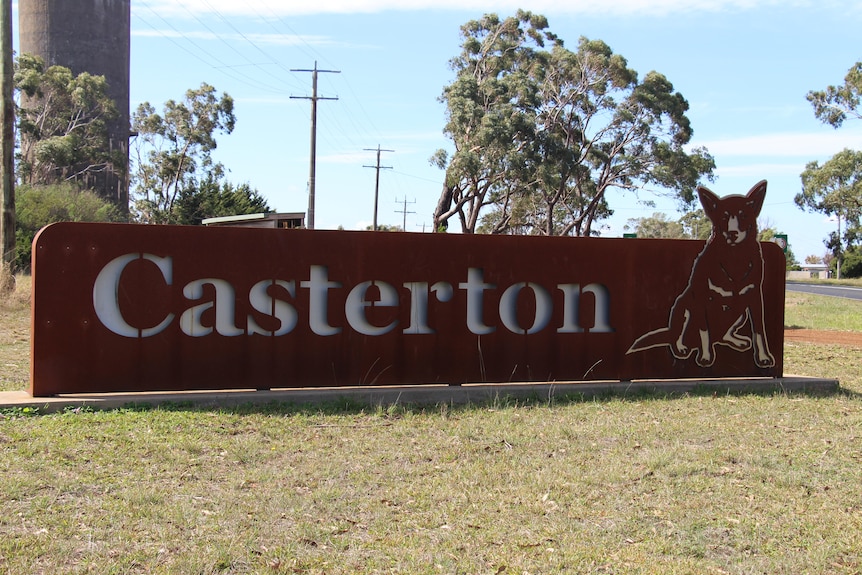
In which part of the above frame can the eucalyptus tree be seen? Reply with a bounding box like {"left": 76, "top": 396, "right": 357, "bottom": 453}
{"left": 14, "top": 54, "right": 121, "bottom": 188}
{"left": 431, "top": 11, "right": 558, "bottom": 233}
{"left": 131, "top": 83, "right": 236, "bottom": 224}
{"left": 678, "top": 208, "right": 712, "bottom": 240}
{"left": 433, "top": 12, "right": 715, "bottom": 235}
{"left": 624, "top": 212, "right": 684, "bottom": 239}
{"left": 796, "top": 149, "right": 862, "bottom": 277}
{"left": 807, "top": 62, "right": 862, "bottom": 127}
{"left": 801, "top": 62, "right": 862, "bottom": 276}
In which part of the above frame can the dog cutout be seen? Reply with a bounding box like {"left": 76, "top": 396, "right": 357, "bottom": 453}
{"left": 627, "top": 180, "right": 776, "bottom": 368}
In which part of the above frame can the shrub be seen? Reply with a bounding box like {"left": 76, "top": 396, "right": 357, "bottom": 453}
{"left": 15, "top": 183, "right": 125, "bottom": 272}
{"left": 839, "top": 246, "right": 862, "bottom": 278}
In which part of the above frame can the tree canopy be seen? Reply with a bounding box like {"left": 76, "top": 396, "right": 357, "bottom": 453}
{"left": 625, "top": 210, "right": 799, "bottom": 269}
{"left": 174, "top": 175, "right": 271, "bottom": 226}
{"left": 807, "top": 62, "right": 862, "bottom": 128}
{"left": 801, "top": 61, "right": 862, "bottom": 276}
{"left": 624, "top": 212, "right": 684, "bottom": 239}
{"left": 432, "top": 11, "right": 715, "bottom": 235}
{"left": 14, "top": 54, "right": 121, "bottom": 188}
{"left": 796, "top": 149, "right": 862, "bottom": 274}
{"left": 131, "top": 83, "right": 237, "bottom": 224}
{"left": 14, "top": 182, "right": 124, "bottom": 272}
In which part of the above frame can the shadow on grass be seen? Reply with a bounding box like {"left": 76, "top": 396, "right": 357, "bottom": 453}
{"left": 113, "top": 383, "right": 857, "bottom": 418}
{"left": 5, "top": 380, "right": 855, "bottom": 419}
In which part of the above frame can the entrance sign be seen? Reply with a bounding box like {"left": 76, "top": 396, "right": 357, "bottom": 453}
{"left": 30, "top": 218, "right": 785, "bottom": 396}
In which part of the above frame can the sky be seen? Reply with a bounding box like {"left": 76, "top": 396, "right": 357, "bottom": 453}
{"left": 17, "top": 0, "right": 862, "bottom": 259}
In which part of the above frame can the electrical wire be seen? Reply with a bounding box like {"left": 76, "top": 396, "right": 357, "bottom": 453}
{"left": 134, "top": 1, "right": 444, "bottom": 198}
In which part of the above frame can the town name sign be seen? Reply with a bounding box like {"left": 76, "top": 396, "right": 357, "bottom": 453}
{"left": 30, "top": 208, "right": 785, "bottom": 396}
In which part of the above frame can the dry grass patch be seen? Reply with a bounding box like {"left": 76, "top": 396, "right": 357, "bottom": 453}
{"left": 0, "top": 274, "right": 30, "bottom": 392}
{"left": 2, "top": 390, "right": 861, "bottom": 574}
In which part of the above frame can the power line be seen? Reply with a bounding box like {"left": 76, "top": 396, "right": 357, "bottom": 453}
{"left": 196, "top": 0, "right": 304, "bottom": 93}
{"left": 363, "top": 146, "right": 394, "bottom": 231}
{"left": 133, "top": 6, "right": 289, "bottom": 95}
{"left": 291, "top": 62, "right": 340, "bottom": 230}
{"left": 252, "top": 1, "right": 387, "bottom": 148}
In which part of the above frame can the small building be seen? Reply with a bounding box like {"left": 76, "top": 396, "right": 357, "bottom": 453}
{"left": 202, "top": 213, "right": 305, "bottom": 229}
{"left": 787, "top": 263, "right": 830, "bottom": 280}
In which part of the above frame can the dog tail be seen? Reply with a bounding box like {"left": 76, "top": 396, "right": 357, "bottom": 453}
{"left": 627, "top": 327, "right": 674, "bottom": 355}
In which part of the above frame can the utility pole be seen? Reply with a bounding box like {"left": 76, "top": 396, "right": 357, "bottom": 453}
{"left": 363, "top": 145, "right": 393, "bottom": 231}
{"left": 291, "top": 61, "right": 339, "bottom": 230}
{"left": 0, "top": 0, "right": 14, "bottom": 289}
{"left": 836, "top": 213, "right": 842, "bottom": 280}
{"left": 395, "top": 196, "right": 415, "bottom": 232}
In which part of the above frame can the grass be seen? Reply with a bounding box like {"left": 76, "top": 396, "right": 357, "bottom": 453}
{"left": 784, "top": 289, "right": 862, "bottom": 332}
{"left": 0, "top": 275, "right": 30, "bottom": 393}
{"left": 1, "top": 275, "right": 861, "bottom": 574}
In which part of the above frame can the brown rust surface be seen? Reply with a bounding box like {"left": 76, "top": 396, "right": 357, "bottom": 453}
{"left": 30, "top": 223, "right": 787, "bottom": 395}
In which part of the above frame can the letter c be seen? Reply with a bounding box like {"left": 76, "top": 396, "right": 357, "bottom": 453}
{"left": 93, "top": 253, "right": 175, "bottom": 338}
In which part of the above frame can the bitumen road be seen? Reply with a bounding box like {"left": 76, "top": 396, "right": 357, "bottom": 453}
{"left": 787, "top": 282, "right": 862, "bottom": 301}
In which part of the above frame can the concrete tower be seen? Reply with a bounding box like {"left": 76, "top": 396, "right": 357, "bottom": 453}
{"left": 18, "top": 0, "right": 130, "bottom": 210}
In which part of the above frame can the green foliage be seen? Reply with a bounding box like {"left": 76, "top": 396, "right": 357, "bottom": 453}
{"left": 625, "top": 211, "right": 799, "bottom": 269}
{"left": 626, "top": 209, "right": 711, "bottom": 240}
{"left": 132, "top": 83, "right": 236, "bottom": 224}
{"left": 843, "top": 247, "right": 862, "bottom": 277}
{"left": 14, "top": 183, "right": 124, "bottom": 271}
{"left": 807, "top": 61, "right": 862, "bottom": 128}
{"left": 796, "top": 149, "right": 862, "bottom": 269}
{"left": 432, "top": 11, "right": 556, "bottom": 234}
{"left": 14, "top": 54, "right": 122, "bottom": 187}
{"left": 174, "top": 176, "right": 270, "bottom": 226}
{"left": 678, "top": 208, "right": 712, "bottom": 240}
{"left": 624, "top": 212, "right": 684, "bottom": 239}
{"left": 802, "top": 64, "right": 862, "bottom": 275}
{"left": 757, "top": 226, "right": 800, "bottom": 270}
{"left": 433, "top": 12, "right": 715, "bottom": 235}
{"left": 830, "top": 245, "right": 862, "bottom": 278}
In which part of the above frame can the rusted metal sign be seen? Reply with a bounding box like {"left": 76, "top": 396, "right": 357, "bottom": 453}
{"left": 30, "top": 186, "right": 784, "bottom": 396}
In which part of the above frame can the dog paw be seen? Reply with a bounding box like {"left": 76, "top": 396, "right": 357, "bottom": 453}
{"left": 724, "top": 335, "right": 751, "bottom": 351}
{"left": 672, "top": 343, "right": 689, "bottom": 358}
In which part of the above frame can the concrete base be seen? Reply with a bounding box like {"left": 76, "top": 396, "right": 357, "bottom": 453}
{"left": 0, "top": 376, "right": 841, "bottom": 414}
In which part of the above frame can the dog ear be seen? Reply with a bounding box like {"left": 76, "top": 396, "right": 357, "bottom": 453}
{"left": 697, "top": 185, "right": 719, "bottom": 218}
{"left": 746, "top": 180, "right": 767, "bottom": 216}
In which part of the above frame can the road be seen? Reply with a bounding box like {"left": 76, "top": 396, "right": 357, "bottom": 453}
{"left": 786, "top": 282, "right": 862, "bottom": 301}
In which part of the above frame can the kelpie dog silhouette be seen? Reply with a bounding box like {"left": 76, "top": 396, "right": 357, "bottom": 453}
{"left": 627, "top": 180, "right": 775, "bottom": 368}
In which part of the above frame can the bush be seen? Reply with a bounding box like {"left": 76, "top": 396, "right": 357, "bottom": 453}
{"left": 15, "top": 183, "right": 125, "bottom": 272}
{"left": 839, "top": 246, "right": 862, "bottom": 278}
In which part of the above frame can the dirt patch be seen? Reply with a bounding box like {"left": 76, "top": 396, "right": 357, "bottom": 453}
{"left": 784, "top": 329, "right": 862, "bottom": 348}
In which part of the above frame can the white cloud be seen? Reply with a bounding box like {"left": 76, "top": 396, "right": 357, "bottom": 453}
{"left": 133, "top": 28, "right": 335, "bottom": 47}
{"left": 320, "top": 151, "right": 378, "bottom": 164}
{"left": 714, "top": 163, "right": 806, "bottom": 178}
{"left": 136, "top": 0, "right": 798, "bottom": 18}
{"left": 696, "top": 129, "right": 862, "bottom": 158}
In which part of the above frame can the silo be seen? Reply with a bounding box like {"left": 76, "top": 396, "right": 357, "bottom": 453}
{"left": 18, "top": 0, "right": 130, "bottom": 211}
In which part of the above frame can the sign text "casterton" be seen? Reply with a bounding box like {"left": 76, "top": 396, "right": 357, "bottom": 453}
{"left": 30, "top": 223, "right": 785, "bottom": 396}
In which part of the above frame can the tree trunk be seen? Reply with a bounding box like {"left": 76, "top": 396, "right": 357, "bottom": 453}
{"left": 433, "top": 182, "right": 454, "bottom": 232}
